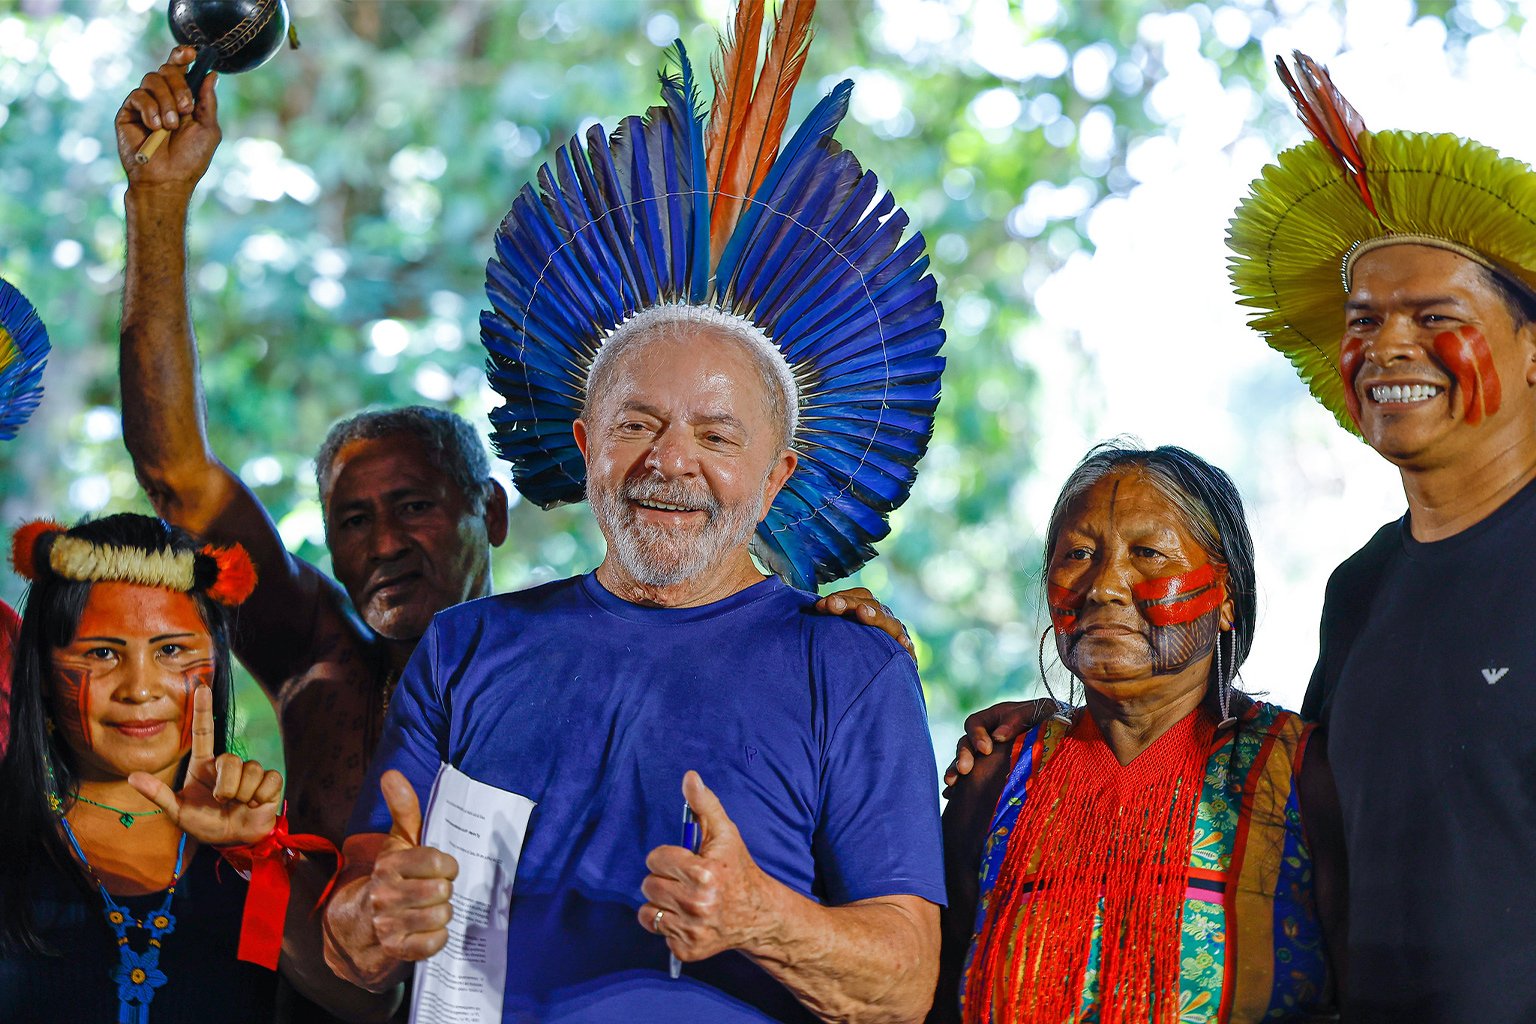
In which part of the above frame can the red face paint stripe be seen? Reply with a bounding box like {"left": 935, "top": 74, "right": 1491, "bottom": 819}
{"left": 1433, "top": 329, "right": 1485, "bottom": 425}
{"left": 1464, "top": 324, "right": 1501, "bottom": 419}
{"left": 1130, "top": 564, "right": 1219, "bottom": 603}
{"left": 1046, "top": 583, "right": 1082, "bottom": 631}
{"left": 1140, "top": 585, "right": 1224, "bottom": 627}
{"left": 1339, "top": 335, "right": 1365, "bottom": 426}
{"left": 75, "top": 670, "right": 92, "bottom": 751}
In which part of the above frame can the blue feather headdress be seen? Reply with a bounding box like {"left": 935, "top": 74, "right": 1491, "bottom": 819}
{"left": 481, "top": 0, "right": 944, "bottom": 590}
{"left": 0, "top": 276, "right": 49, "bottom": 441}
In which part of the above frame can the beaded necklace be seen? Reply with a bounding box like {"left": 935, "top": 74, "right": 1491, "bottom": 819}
{"left": 56, "top": 810, "right": 187, "bottom": 1024}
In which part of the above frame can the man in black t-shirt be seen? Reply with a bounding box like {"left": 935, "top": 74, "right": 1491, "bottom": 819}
{"left": 1228, "top": 53, "right": 1536, "bottom": 1022}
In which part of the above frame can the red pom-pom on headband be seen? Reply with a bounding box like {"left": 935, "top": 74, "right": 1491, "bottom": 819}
{"left": 201, "top": 543, "right": 257, "bottom": 606}
{"left": 10, "top": 519, "right": 66, "bottom": 581}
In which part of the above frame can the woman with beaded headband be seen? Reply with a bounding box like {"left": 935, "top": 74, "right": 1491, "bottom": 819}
{"left": 936, "top": 443, "right": 1344, "bottom": 1024}
{"left": 0, "top": 514, "right": 395, "bottom": 1023}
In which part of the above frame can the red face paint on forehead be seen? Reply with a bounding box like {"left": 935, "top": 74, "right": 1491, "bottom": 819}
{"left": 1339, "top": 334, "right": 1365, "bottom": 426}
{"left": 1131, "top": 564, "right": 1227, "bottom": 627}
{"left": 1047, "top": 583, "right": 1084, "bottom": 633}
{"left": 1432, "top": 325, "right": 1502, "bottom": 426}
{"left": 72, "top": 582, "right": 209, "bottom": 643}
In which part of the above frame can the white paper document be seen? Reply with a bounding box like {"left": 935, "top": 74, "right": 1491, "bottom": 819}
{"left": 410, "top": 762, "right": 536, "bottom": 1024}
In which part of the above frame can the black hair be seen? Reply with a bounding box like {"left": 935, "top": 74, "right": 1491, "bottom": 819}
{"left": 315, "top": 405, "right": 492, "bottom": 517}
{"left": 1041, "top": 439, "right": 1258, "bottom": 679}
{"left": 0, "top": 514, "right": 237, "bottom": 955}
{"left": 1480, "top": 264, "right": 1536, "bottom": 330}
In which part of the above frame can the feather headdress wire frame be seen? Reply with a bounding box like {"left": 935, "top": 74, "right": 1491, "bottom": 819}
{"left": 1229, "top": 51, "right": 1536, "bottom": 434}
{"left": 0, "top": 276, "right": 50, "bottom": 441}
{"left": 480, "top": 0, "right": 945, "bottom": 590}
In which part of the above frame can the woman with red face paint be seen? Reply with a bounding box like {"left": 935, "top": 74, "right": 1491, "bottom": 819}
{"left": 932, "top": 443, "right": 1345, "bottom": 1024}
{"left": 0, "top": 514, "right": 397, "bottom": 1024}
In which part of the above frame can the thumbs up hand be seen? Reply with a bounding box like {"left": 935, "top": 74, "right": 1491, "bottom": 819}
{"left": 361, "top": 770, "right": 459, "bottom": 962}
{"left": 639, "top": 771, "right": 782, "bottom": 963}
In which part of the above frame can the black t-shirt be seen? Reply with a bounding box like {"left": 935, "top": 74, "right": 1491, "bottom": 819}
{"left": 1306, "top": 477, "right": 1536, "bottom": 1022}
{"left": 0, "top": 843, "right": 277, "bottom": 1023}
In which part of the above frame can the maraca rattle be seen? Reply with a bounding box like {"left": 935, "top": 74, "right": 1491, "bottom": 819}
{"left": 135, "top": 0, "right": 297, "bottom": 164}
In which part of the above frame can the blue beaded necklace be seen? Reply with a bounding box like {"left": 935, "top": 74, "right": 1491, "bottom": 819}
{"left": 56, "top": 808, "right": 187, "bottom": 1024}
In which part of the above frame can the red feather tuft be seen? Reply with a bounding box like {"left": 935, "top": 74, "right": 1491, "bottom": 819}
{"left": 202, "top": 543, "right": 258, "bottom": 606}
{"left": 1277, "top": 51, "right": 1379, "bottom": 218}
{"left": 10, "top": 520, "right": 66, "bottom": 581}
{"left": 706, "top": 0, "right": 817, "bottom": 258}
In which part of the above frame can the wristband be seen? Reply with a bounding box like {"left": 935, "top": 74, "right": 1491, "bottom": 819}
{"left": 217, "top": 812, "right": 341, "bottom": 969}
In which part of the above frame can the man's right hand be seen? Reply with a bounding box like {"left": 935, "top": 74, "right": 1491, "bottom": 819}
{"left": 942, "top": 698, "right": 1060, "bottom": 790}
{"left": 115, "top": 46, "right": 221, "bottom": 190}
{"left": 358, "top": 770, "right": 459, "bottom": 964}
{"left": 326, "top": 770, "right": 457, "bottom": 988}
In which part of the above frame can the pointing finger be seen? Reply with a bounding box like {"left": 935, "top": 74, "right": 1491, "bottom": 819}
{"left": 189, "top": 684, "right": 215, "bottom": 765}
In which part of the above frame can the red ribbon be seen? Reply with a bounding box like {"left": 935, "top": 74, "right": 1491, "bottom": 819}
{"left": 217, "top": 814, "right": 341, "bottom": 970}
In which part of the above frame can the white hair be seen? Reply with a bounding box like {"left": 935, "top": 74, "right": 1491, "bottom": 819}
{"left": 584, "top": 303, "right": 800, "bottom": 446}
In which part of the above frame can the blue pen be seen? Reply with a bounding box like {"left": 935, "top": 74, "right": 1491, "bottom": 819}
{"left": 669, "top": 802, "right": 701, "bottom": 979}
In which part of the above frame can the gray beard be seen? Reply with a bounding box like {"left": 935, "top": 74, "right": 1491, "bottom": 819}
{"left": 590, "top": 475, "right": 763, "bottom": 588}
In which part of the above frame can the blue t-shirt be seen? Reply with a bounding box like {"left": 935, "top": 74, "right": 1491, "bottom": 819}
{"left": 351, "top": 573, "right": 945, "bottom": 1023}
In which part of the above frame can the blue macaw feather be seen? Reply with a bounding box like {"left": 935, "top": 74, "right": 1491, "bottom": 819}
{"left": 730, "top": 156, "right": 865, "bottom": 325}
{"left": 747, "top": 157, "right": 871, "bottom": 324}
{"left": 768, "top": 199, "right": 904, "bottom": 351}
{"left": 587, "top": 124, "right": 661, "bottom": 308}
{"left": 660, "top": 42, "right": 711, "bottom": 301}
{"left": 568, "top": 131, "right": 638, "bottom": 309}
{"left": 781, "top": 261, "right": 938, "bottom": 365}
{"left": 535, "top": 163, "right": 616, "bottom": 327}
{"left": 623, "top": 115, "right": 668, "bottom": 306}
{"left": 548, "top": 148, "right": 629, "bottom": 327}
{"left": 0, "top": 277, "right": 48, "bottom": 442}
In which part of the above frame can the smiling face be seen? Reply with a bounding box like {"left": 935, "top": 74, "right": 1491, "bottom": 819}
{"left": 1342, "top": 245, "right": 1536, "bottom": 469}
{"left": 49, "top": 582, "right": 213, "bottom": 784}
{"left": 323, "top": 433, "right": 497, "bottom": 641}
{"left": 1047, "top": 472, "right": 1232, "bottom": 706}
{"left": 574, "top": 325, "right": 797, "bottom": 595}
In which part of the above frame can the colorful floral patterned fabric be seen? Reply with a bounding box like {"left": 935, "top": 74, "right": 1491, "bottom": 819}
{"left": 961, "top": 702, "right": 1329, "bottom": 1023}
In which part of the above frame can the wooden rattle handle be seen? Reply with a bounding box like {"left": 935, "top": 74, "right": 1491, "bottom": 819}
{"left": 135, "top": 128, "right": 170, "bottom": 164}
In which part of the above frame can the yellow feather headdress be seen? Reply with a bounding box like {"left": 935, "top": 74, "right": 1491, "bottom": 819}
{"left": 1228, "top": 53, "right": 1536, "bottom": 434}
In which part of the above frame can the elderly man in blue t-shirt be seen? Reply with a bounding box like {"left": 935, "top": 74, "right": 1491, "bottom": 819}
{"left": 321, "top": 311, "right": 944, "bottom": 1022}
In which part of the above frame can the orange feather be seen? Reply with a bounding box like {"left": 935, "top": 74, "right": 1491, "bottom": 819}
{"left": 706, "top": 0, "right": 765, "bottom": 195}
{"left": 1277, "top": 51, "right": 1378, "bottom": 218}
{"left": 707, "top": 0, "right": 817, "bottom": 258}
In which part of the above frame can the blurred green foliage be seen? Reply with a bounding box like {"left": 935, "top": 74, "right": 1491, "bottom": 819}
{"left": 0, "top": 0, "right": 1491, "bottom": 769}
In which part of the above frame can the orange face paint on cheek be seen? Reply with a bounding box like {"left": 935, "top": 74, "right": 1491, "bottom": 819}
{"left": 1339, "top": 335, "right": 1365, "bottom": 426}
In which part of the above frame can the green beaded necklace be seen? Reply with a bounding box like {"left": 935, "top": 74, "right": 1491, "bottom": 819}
{"left": 74, "top": 794, "right": 165, "bottom": 829}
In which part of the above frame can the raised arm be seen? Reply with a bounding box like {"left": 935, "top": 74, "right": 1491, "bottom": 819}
{"left": 116, "top": 50, "right": 354, "bottom": 689}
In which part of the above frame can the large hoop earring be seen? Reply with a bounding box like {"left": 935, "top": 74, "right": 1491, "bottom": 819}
{"left": 1215, "top": 628, "right": 1237, "bottom": 730}
{"left": 1037, "top": 626, "right": 1073, "bottom": 718}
